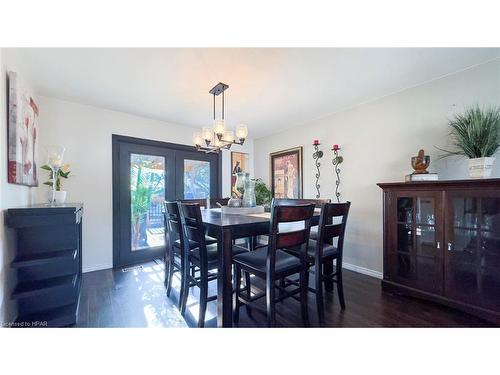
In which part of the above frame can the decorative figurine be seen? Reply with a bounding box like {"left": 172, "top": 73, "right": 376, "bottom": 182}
{"left": 411, "top": 149, "right": 431, "bottom": 174}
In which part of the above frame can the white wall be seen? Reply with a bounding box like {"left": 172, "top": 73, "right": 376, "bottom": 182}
{"left": 35, "top": 97, "right": 254, "bottom": 272}
{"left": 254, "top": 59, "right": 500, "bottom": 276}
{"left": 0, "top": 49, "right": 36, "bottom": 325}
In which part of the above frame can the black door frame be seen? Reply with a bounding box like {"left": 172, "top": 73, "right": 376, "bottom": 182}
{"left": 112, "top": 134, "right": 222, "bottom": 268}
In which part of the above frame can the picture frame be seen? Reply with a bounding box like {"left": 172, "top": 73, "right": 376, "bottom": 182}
{"left": 7, "top": 71, "right": 39, "bottom": 187}
{"left": 270, "top": 146, "right": 303, "bottom": 199}
{"left": 230, "top": 151, "right": 249, "bottom": 195}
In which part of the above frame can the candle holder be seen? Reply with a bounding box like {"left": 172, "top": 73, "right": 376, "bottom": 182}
{"left": 332, "top": 145, "right": 343, "bottom": 203}
{"left": 312, "top": 141, "right": 323, "bottom": 198}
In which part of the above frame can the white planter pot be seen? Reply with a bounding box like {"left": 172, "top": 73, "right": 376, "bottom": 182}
{"left": 468, "top": 157, "right": 495, "bottom": 178}
{"left": 48, "top": 190, "right": 67, "bottom": 205}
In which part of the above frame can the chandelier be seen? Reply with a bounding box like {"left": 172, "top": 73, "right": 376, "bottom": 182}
{"left": 192, "top": 82, "right": 248, "bottom": 153}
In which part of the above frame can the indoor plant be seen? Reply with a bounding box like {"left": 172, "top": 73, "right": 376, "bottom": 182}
{"left": 438, "top": 106, "right": 500, "bottom": 178}
{"left": 42, "top": 163, "right": 71, "bottom": 204}
{"left": 254, "top": 178, "right": 272, "bottom": 207}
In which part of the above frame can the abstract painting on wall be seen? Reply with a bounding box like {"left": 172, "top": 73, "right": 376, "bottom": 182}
{"left": 7, "top": 71, "right": 39, "bottom": 186}
{"left": 270, "top": 146, "right": 303, "bottom": 199}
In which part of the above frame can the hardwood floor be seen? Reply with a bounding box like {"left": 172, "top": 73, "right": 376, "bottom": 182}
{"left": 76, "top": 260, "right": 494, "bottom": 328}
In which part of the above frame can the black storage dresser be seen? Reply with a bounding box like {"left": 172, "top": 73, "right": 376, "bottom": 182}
{"left": 6, "top": 203, "right": 83, "bottom": 327}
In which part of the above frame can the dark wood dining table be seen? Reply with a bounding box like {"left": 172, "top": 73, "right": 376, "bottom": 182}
{"left": 200, "top": 208, "right": 322, "bottom": 327}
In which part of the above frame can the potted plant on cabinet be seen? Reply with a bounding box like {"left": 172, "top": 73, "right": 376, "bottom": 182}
{"left": 42, "top": 163, "right": 71, "bottom": 204}
{"left": 439, "top": 106, "right": 500, "bottom": 178}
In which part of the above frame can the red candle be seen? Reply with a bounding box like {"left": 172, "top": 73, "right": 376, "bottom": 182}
{"left": 313, "top": 139, "right": 319, "bottom": 146}
{"left": 332, "top": 144, "right": 340, "bottom": 151}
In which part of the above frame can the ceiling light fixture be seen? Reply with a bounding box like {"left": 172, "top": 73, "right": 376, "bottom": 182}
{"left": 193, "top": 82, "right": 248, "bottom": 153}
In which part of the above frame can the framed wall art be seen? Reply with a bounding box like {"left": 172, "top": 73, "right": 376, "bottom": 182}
{"left": 231, "top": 151, "right": 249, "bottom": 195}
{"left": 270, "top": 146, "right": 303, "bottom": 199}
{"left": 7, "top": 71, "right": 39, "bottom": 186}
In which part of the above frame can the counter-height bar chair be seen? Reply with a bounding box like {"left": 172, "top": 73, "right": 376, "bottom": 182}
{"left": 163, "top": 201, "right": 193, "bottom": 308}
{"left": 164, "top": 201, "right": 223, "bottom": 307}
{"left": 284, "top": 201, "right": 351, "bottom": 324}
{"left": 232, "top": 200, "right": 315, "bottom": 327}
{"left": 179, "top": 202, "right": 249, "bottom": 328}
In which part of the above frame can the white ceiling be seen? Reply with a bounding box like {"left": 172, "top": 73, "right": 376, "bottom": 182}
{"left": 8, "top": 48, "right": 500, "bottom": 138}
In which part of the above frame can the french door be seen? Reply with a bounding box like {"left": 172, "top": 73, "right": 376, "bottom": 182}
{"left": 112, "top": 135, "right": 220, "bottom": 268}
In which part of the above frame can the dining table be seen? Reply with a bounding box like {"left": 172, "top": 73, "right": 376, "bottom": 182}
{"left": 200, "top": 207, "right": 323, "bottom": 327}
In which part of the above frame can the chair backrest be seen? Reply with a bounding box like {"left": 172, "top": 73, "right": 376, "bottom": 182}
{"left": 316, "top": 202, "right": 351, "bottom": 260}
{"left": 179, "top": 203, "right": 209, "bottom": 264}
{"left": 273, "top": 198, "right": 331, "bottom": 208}
{"left": 163, "top": 201, "right": 183, "bottom": 251}
{"left": 180, "top": 199, "right": 207, "bottom": 208}
{"left": 268, "top": 199, "right": 315, "bottom": 270}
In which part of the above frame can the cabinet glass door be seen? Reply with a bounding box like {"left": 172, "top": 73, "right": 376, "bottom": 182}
{"left": 388, "top": 192, "right": 443, "bottom": 294}
{"left": 445, "top": 192, "right": 500, "bottom": 311}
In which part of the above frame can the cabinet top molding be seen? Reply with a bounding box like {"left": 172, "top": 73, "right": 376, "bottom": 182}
{"left": 377, "top": 178, "right": 500, "bottom": 189}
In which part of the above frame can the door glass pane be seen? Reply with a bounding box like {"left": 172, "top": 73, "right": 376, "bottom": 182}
{"left": 453, "top": 197, "right": 479, "bottom": 228}
{"left": 482, "top": 232, "right": 500, "bottom": 268}
{"left": 416, "top": 197, "right": 435, "bottom": 225}
{"left": 453, "top": 229, "right": 478, "bottom": 257}
{"left": 482, "top": 197, "right": 500, "bottom": 233}
{"left": 397, "top": 223, "right": 413, "bottom": 253}
{"left": 397, "top": 197, "right": 413, "bottom": 223}
{"left": 397, "top": 253, "right": 412, "bottom": 278}
{"left": 184, "top": 159, "right": 210, "bottom": 199}
{"left": 416, "top": 225, "right": 435, "bottom": 257}
{"left": 480, "top": 232, "right": 500, "bottom": 310}
{"left": 130, "top": 154, "right": 165, "bottom": 251}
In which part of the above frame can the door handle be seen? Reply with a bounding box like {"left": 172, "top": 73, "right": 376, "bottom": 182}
{"left": 436, "top": 241, "right": 440, "bottom": 249}
{"left": 447, "top": 242, "right": 452, "bottom": 251}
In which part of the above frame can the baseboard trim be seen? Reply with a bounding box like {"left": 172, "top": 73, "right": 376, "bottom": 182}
{"left": 81, "top": 260, "right": 382, "bottom": 279}
{"left": 83, "top": 263, "right": 113, "bottom": 273}
{"left": 342, "top": 262, "right": 383, "bottom": 279}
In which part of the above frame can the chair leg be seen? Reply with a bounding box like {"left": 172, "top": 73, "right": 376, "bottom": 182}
{"left": 336, "top": 261, "right": 346, "bottom": 310}
{"left": 164, "top": 250, "right": 171, "bottom": 291}
{"left": 266, "top": 275, "right": 276, "bottom": 328}
{"left": 180, "top": 260, "right": 190, "bottom": 316}
{"left": 323, "top": 260, "right": 334, "bottom": 292}
{"left": 315, "top": 263, "right": 325, "bottom": 325}
{"left": 300, "top": 269, "right": 310, "bottom": 327}
{"left": 279, "top": 277, "right": 286, "bottom": 300}
{"left": 178, "top": 261, "right": 185, "bottom": 310}
{"left": 198, "top": 270, "right": 208, "bottom": 328}
{"left": 166, "top": 255, "right": 175, "bottom": 297}
{"left": 244, "top": 271, "right": 252, "bottom": 316}
{"left": 233, "top": 266, "right": 242, "bottom": 324}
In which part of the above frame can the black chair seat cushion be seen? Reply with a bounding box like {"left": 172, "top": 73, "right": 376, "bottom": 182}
{"left": 173, "top": 235, "right": 217, "bottom": 250}
{"left": 191, "top": 243, "right": 248, "bottom": 263}
{"left": 233, "top": 247, "right": 302, "bottom": 275}
{"left": 307, "top": 239, "right": 338, "bottom": 259}
{"left": 285, "top": 240, "right": 338, "bottom": 262}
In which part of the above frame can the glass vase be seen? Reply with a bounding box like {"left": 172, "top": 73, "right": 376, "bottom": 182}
{"left": 46, "top": 145, "right": 65, "bottom": 206}
{"left": 242, "top": 179, "right": 256, "bottom": 207}
{"left": 235, "top": 172, "right": 247, "bottom": 196}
